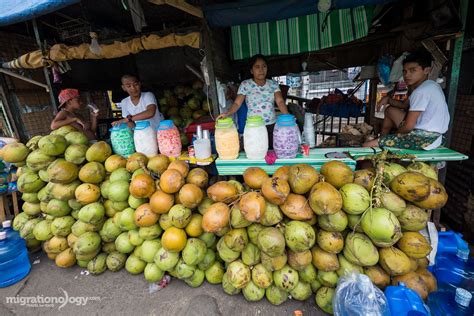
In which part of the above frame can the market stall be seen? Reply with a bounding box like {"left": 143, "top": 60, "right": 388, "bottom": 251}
{"left": 0, "top": 0, "right": 472, "bottom": 315}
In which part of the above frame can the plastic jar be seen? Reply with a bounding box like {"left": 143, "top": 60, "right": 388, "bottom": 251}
{"left": 215, "top": 118, "right": 239, "bottom": 160}
{"left": 244, "top": 116, "right": 268, "bottom": 159}
{"left": 157, "top": 120, "right": 182, "bottom": 157}
{"left": 134, "top": 121, "right": 158, "bottom": 157}
{"left": 273, "top": 114, "right": 300, "bottom": 158}
{"left": 110, "top": 123, "right": 135, "bottom": 158}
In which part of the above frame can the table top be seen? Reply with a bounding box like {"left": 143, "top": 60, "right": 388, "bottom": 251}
{"left": 214, "top": 146, "right": 468, "bottom": 175}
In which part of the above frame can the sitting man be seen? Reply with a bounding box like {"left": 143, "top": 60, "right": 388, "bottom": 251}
{"left": 364, "top": 51, "right": 450, "bottom": 150}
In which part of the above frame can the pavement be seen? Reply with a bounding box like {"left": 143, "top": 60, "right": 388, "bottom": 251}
{"left": 0, "top": 252, "right": 328, "bottom": 316}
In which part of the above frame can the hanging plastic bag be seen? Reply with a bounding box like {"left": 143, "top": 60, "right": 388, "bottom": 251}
{"left": 377, "top": 55, "right": 393, "bottom": 87}
{"left": 389, "top": 52, "right": 409, "bottom": 83}
{"left": 334, "top": 273, "right": 391, "bottom": 316}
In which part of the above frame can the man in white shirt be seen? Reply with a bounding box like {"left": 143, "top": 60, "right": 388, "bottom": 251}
{"left": 112, "top": 74, "right": 163, "bottom": 129}
{"left": 364, "top": 51, "right": 450, "bottom": 150}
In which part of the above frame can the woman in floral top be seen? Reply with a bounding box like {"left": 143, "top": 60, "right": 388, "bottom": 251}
{"left": 217, "top": 54, "right": 289, "bottom": 148}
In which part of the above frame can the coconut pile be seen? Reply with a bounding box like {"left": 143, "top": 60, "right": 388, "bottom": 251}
{"left": 3, "top": 126, "right": 447, "bottom": 314}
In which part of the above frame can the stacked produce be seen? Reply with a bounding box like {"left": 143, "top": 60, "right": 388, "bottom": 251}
{"left": 158, "top": 81, "right": 212, "bottom": 146}
{"left": 4, "top": 130, "right": 446, "bottom": 314}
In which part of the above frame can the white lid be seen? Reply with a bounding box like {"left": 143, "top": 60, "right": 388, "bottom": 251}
{"left": 2, "top": 220, "right": 11, "bottom": 228}
{"left": 0, "top": 231, "right": 6, "bottom": 240}
{"left": 455, "top": 288, "right": 472, "bottom": 307}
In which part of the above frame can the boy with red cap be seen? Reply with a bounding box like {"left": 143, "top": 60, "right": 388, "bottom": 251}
{"left": 50, "top": 89, "right": 98, "bottom": 140}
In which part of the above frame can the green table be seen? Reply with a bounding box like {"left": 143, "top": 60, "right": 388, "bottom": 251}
{"left": 215, "top": 149, "right": 356, "bottom": 175}
{"left": 347, "top": 146, "right": 469, "bottom": 162}
{"left": 215, "top": 147, "right": 468, "bottom": 175}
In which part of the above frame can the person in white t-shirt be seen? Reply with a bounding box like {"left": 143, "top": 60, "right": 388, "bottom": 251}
{"left": 364, "top": 51, "right": 450, "bottom": 150}
{"left": 111, "top": 74, "right": 163, "bottom": 130}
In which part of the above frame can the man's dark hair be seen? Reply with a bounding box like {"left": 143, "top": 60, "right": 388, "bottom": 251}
{"left": 249, "top": 54, "right": 267, "bottom": 70}
{"left": 121, "top": 74, "right": 139, "bottom": 84}
{"left": 403, "top": 51, "right": 433, "bottom": 69}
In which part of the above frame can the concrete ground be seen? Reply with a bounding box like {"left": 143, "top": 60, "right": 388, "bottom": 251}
{"left": 0, "top": 252, "right": 328, "bottom": 316}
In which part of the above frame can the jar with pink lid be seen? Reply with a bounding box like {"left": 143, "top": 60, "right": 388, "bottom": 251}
{"left": 157, "top": 120, "right": 182, "bottom": 157}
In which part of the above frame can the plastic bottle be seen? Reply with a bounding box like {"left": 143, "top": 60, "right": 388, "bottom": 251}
{"left": 215, "top": 118, "right": 239, "bottom": 160}
{"left": 0, "top": 231, "right": 31, "bottom": 288}
{"left": 303, "top": 113, "right": 315, "bottom": 148}
{"left": 432, "top": 247, "right": 474, "bottom": 293}
{"left": 428, "top": 288, "right": 473, "bottom": 316}
{"left": 110, "top": 123, "right": 135, "bottom": 158}
{"left": 243, "top": 116, "right": 268, "bottom": 159}
{"left": 273, "top": 114, "right": 300, "bottom": 158}
{"left": 157, "top": 120, "right": 182, "bottom": 158}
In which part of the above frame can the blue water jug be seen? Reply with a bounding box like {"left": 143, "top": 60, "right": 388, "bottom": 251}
{"left": 1, "top": 220, "right": 23, "bottom": 244}
{"left": 385, "top": 283, "right": 430, "bottom": 316}
{"left": 432, "top": 247, "right": 474, "bottom": 293}
{"left": 0, "top": 228, "right": 30, "bottom": 288}
{"left": 436, "top": 231, "right": 469, "bottom": 260}
{"left": 428, "top": 287, "right": 473, "bottom": 316}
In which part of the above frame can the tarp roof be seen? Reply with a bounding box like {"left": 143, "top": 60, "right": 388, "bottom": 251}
{"left": 204, "top": 0, "right": 397, "bottom": 27}
{"left": 0, "top": 0, "right": 80, "bottom": 26}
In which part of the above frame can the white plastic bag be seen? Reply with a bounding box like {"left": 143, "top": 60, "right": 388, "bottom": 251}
{"left": 334, "top": 273, "right": 391, "bottom": 316}
{"left": 389, "top": 52, "right": 409, "bottom": 83}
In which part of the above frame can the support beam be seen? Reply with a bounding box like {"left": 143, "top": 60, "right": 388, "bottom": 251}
{"left": 32, "top": 19, "right": 58, "bottom": 114}
{"left": 148, "top": 0, "right": 203, "bottom": 18}
{"left": 0, "top": 69, "right": 49, "bottom": 92}
{"left": 445, "top": 0, "right": 469, "bottom": 147}
{"left": 201, "top": 21, "right": 220, "bottom": 117}
{"left": 0, "top": 75, "right": 26, "bottom": 140}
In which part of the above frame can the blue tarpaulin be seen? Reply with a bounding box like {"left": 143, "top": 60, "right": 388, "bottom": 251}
{"left": 204, "top": 0, "right": 397, "bottom": 27}
{"left": 0, "top": 0, "right": 80, "bottom": 26}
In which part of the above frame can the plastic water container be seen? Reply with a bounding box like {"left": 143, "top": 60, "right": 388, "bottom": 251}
{"left": 428, "top": 288, "right": 473, "bottom": 316}
{"left": 2, "top": 220, "right": 22, "bottom": 244}
{"left": 134, "top": 121, "right": 158, "bottom": 157}
{"left": 436, "top": 231, "right": 469, "bottom": 259}
{"left": 0, "top": 229, "right": 31, "bottom": 288}
{"left": 273, "top": 114, "right": 300, "bottom": 158}
{"left": 214, "top": 118, "right": 239, "bottom": 160}
{"left": 385, "top": 283, "right": 430, "bottom": 316}
{"left": 243, "top": 116, "right": 268, "bottom": 160}
{"left": 109, "top": 123, "right": 135, "bottom": 158}
{"left": 157, "top": 120, "right": 182, "bottom": 158}
{"left": 432, "top": 247, "right": 474, "bottom": 294}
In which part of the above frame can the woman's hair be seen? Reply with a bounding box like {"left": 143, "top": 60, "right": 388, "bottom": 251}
{"left": 249, "top": 54, "right": 267, "bottom": 70}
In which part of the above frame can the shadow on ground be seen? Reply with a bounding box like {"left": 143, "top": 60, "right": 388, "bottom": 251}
{"left": 0, "top": 252, "right": 328, "bottom": 316}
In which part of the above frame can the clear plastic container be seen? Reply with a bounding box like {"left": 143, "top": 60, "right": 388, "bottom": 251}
{"left": 432, "top": 247, "right": 474, "bottom": 294}
{"left": 110, "top": 123, "right": 135, "bottom": 158}
{"left": 428, "top": 288, "right": 473, "bottom": 316}
{"left": 194, "top": 138, "right": 211, "bottom": 159}
{"left": 273, "top": 114, "right": 300, "bottom": 158}
{"left": 134, "top": 121, "right": 158, "bottom": 157}
{"left": 157, "top": 120, "right": 182, "bottom": 158}
{"left": 385, "top": 283, "right": 430, "bottom": 316}
{"left": 0, "top": 230, "right": 30, "bottom": 288}
{"left": 243, "top": 116, "right": 268, "bottom": 159}
{"left": 215, "top": 118, "right": 239, "bottom": 160}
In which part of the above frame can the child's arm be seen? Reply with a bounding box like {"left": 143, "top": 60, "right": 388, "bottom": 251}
{"left": 50, "top": 112, "right": 80, "bottom": 130}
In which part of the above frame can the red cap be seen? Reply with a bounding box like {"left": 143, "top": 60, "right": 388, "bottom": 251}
{"left": 58, "top": 89, "right": 80, "bottom": 107}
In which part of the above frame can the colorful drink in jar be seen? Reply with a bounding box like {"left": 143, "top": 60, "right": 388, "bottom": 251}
{"left": 273, "top": 114, "right": 300, "bottom": 158}
{"left": 215, "top": 118, "right": 239, "bottom": 160}
{"left": 157, "top": 120, "right": 182, "bottom": 157}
